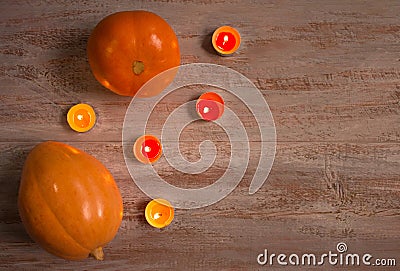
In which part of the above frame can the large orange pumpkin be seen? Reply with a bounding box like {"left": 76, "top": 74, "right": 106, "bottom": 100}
{"left": 87, "top": 10, "right": 181, "bottom": 97}
{"left": 18, "top": 141, "right": 123, "bottom": 260}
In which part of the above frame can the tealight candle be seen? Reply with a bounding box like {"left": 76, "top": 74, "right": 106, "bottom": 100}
{"left": 212, "top": 26, "right": 241, "bottom": 55}
{"left": 133, "top": 135, "right": 162, "bottom": 164}
{"left": 196, "top": 92, "right": 224, "bottom": 121}
{"left": 67, "top": 103, "right": 96, "bottom": 132}
{"left": 145, "top": 198, "right": 174, "bottom": 229}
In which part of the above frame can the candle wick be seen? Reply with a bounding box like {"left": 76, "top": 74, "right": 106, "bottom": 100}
{"left": 154, "top": 212, "right": 162, "bottom": 219}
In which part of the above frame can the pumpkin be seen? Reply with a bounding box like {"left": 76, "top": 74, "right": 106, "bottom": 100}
{"left": 87, "top": 10, "right": 181, "bottom": 97}
{"left": 18, "top": 141, "right": 123, "bottom": 260}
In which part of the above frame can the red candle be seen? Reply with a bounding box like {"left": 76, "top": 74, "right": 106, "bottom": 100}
{"left": 196, "top": 92, "right": 224, "bottom": 121}
{"left": 133, "top": 135, "right": 162, "bottom": 164}
{"left": 215, "top": 31, "right": 236, "bottom": 52}
{"left": 212, "top": 26, "right": 241, "bottom": 55}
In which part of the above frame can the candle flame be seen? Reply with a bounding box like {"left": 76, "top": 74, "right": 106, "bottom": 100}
{"left": 203, "top": 107, "right": 210, "bottom": 114}
{"left": 144, "top": 146, "right": 151, "bottom": 153}
{"left": 223, "top": 34, "right": 229, "bottom": 45}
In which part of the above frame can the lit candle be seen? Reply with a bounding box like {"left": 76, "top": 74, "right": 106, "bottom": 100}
{"left": 145, "top": 198, "right": 174, "bottom": 229}
{"left": 196, "top": 92, "right": 224, "bottom": 121}
{"left": 212, "top": 26, "right": 241, "bottom": 56}
{"left": 67, "top": 103, "right": 96, "bottom": 132}
{"left": 133, "top": 135, "right": 162, "bottom": 164}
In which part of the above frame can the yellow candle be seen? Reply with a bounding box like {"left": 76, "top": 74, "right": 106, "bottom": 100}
{"left": 145, "top": 199, "right": 174, "bottom": 229}
{"left": 67, "top": 103, "right": 96, "bottom": 132}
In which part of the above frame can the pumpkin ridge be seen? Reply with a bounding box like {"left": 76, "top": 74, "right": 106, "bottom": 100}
{"left": 32, "top": 172, "right": 94, "bottom": 254}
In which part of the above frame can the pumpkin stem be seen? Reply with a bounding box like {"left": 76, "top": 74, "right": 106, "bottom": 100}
{"left": 132, "top": 61, "right": 144, "bottom": 75}
{"left": 90, "top": 247, "right": 104, "bottom": 261}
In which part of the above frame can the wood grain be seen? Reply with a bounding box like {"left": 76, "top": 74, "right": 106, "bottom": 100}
{"left": 0, "top": 0, "right": 399, "bottom": 270}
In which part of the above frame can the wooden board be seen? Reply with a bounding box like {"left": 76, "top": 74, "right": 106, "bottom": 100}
{"left": 0, "top": 0, "right": 399, "bottom": 270}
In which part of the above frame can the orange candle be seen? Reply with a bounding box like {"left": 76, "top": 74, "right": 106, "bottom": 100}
{"left": 212, "top": 26, "right": 241, "bottom": 56}
{"left": 67, "top": 103, "right": 96, "bottom": 132}
{"left": 145, "top": 199, "right": 174, "bottom": 229}
{"left": 133, "top": 135, "right": 162, "bottom": 164}
{"left": 196, "top": 92, "right": 224, "bottom": 121}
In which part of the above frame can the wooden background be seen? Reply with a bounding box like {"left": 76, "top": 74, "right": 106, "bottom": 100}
{"left": 0, "top": 0, "right": 399, "bottom": 270}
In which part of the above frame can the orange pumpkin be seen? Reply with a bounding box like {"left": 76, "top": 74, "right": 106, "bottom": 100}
{"left": 87, "top": 10, "right": 181, "bottom": 97}
{"left": 18, "top": 141, "right": 123, "bottom": 260}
